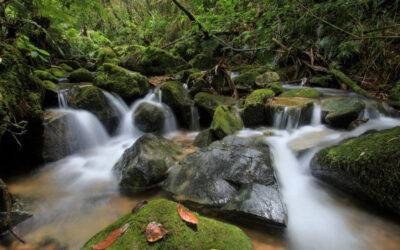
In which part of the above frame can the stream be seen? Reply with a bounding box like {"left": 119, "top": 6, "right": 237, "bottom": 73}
{"left": 4, "top": 86, "right": 400, "bottom": 250}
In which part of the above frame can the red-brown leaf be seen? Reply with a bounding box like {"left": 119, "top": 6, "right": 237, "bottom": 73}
{"left": 92, "top": 223, "right": 129, "bottom": 250}
{"left": 145, "top": 222, "right": 168, "bottom": 243}
{"left": 177, "top": 204, "right": 198, "bottom": 225}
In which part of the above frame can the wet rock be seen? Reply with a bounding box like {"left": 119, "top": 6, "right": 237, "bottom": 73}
{"left": 165, "top": 136, "right": 287, "bottom": 227}
{"left": 311, "top": 127, "right": 400, "bottom": 215}
{"left": 255, "top": 71, "right": 283, "bottom": 94}
{"left": 95, "top": 63, "right": 150, "bottom": 103}
{"left": 34, "top": 69, "right": 58, "bottom": 83}
{"left": 266, "top": 97, "right": 314, "bottom": 128}
{"left": 113, "top": 134, "right": 181, "bottom": 194}
{"left": 160, "top": 81, "right": 194, "bottom": 129}
{"left": 193, "top": 128, "right": 218, "bottom": 148}
{"left": 42, "top": 111, "right": 81, "bottom": 162}
{"left": 280, "top": 87, "right": 322, "bottom": 98}
{"left": 211, "top": 105, "right": 244, "bottom": 139}
{"left": 321, "top": 97, "right": 365, "bottom": 129}
{"left": 82, "top": 199, "right": 252, "bottom": 250}
{"left": 68, "top": 68, "right": 94, "bottom": 83}
{"left": 242, "top": 89, "right": 275, "bottom": 127}
{"left": 133, "top": 103, "right": 165, "bottom": 133}
{"left": 67, "top": 85, "right": 119, "bottom": 133}
{"left": 194, "top": 92, "right": 235, "bottom": 126}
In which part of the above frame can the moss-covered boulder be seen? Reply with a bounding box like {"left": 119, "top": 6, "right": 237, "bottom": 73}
{"left": 82, "top": 199, "right": 252, "bottom": 250}
{"left": 234, "top": 70, "right": 260, "bottom": 93}
{"left": 95, "top": 47, "right": 117, "bottom": 65}
{"left": 133, "top": 103, "right": 165, "bottom": 133}
{"left": 48, "top": 66, "right": 67, "bottom": 78}
{"left": 59, "top": 63, "right": 74, "bottom": 72}
{"left": 255, "top": 71, "right": 283, "bottom": 94}
{"left": 68, "top": 68, "right": 94, "bottom": 83}
{"left": 388, "top": 84, "right": 400, "bottom": 109}
{"left": 311, "top": 127, "right": 400, "bottom": 215}
{"left": 113, "top": 134, "right": 181, "bottom": 194}
{"left": 189, "top": 53, "right": 214, "bottom": 70}
{"left": 34, "top": 69, "right": 58, "bottom": 83}
{"left": 121, "top": 46, "right": 187, "bottom": 76}
{"left": 242, "top": 89, "right": 275, "bottom": 127}
{"left": 266, "top": 97, "right": 315, "bottom": 129}
{"left": 67, "top": 85, "right": 119, "bottom": 132}
{"left": 280, "top": 88, "right": 322, "bottom": 98}
{"left": 95, "top": 63, "right": 150, "bottom": 103}
{"left": 160, "top": 81, "right": 194, "bottom": 129}
{"left": 321, "top": 97, "right": 365, "bottom": 129}
{"left": 211, "top": 105, "right": 243, "bottom": 139}
{"left": 194, "top": 92, "right": 235, "bottom": 127}
{"left": 38, "top": 80, "right": 59, "bottom": 107}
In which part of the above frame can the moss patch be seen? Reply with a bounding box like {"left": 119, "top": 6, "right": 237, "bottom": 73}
{"left": 82, "top": 199, "right": 252, "bottom": 250}
{"left": 280, "top": 88, "right": 321, "bottom": 98}
{"left": 68, "top": 68, "right": 94, "bottom": 83}
{"left": 34, "top": 70, "right": 58, "bottom": 83}
{"left": 242, "top": 89, "right": 275, "bottom": 127}
{"left": 194, "top": 92, "right": 235, "bottom": 126}
{"left": 389, "top": 84, "right": 400, "bottom": 109}
{"left": 211, "top": 105, "right": 244, "bottom": 139}
{"left": 244, "top": 89, "right": 275, "bottom": 108}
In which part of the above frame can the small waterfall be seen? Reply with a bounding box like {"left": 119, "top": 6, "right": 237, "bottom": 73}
{"left": 190, "top": 105, "right": 200, "bottom": 131}
{"left": 119, "top": 89, "right": 177, "bottom": 136}
{"left": 273, "top": 107, "right": 302, "bottom": 129}
{"left": 57, "top": 89, "right": 69, "bottom": 108}
{"left": 102, "top": 91, "right": 129, "bottom": 118}
{"left": 311, "top": 104, "right": 322, "bottom": 125}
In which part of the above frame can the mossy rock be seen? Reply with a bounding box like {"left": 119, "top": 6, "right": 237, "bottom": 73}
{"left": 189, "top": 53, "right": 214, "bottom": 70}
{"left": 95, "top": 63, "right": 150, "bottom": 103}
{"left": 160, "top": 81, "right": 194, "bottom": 129}
{"left": 388, "top": 84, "right": 400, "bottom": 109}
{"left": 194, "top": 92, "right": 235, "bottom": 127}
{"left": 311, "top": 127, "right": 400, "bottom": 215}
{"left": 121, "top": 46, "right": 187, "bottom": 76}
{"left": 310, "top": 75, "right": 334, "bottom": 87}
{"left": 280, "top": 88, "right": 322, "bottom": 98}
{"left": 234, "top": 70, "right": 260, "bottom": 93}
{"left": 34, "top": 70, "right": 58, "bottom": 83}
{"left": 82, "top": 199, "right": 252, "bottom": 250}
{"left": 48, "top": 66, "right": 67, "bottom": 78}
{"left": 211, "top": 105, "right": 244, "bottom": 139}
{"left": 187, "top": 71, "right": 209, "bottom": 96}
{"left": 133, "top": 103, "right": 165, "bottom": 133}
{"left": 39, "top": 80, "right": 59, "bottom": 107}
{"left": 242, "top": 89, "right": 275, "bottom": 127}
{"left": 255, "top": 71, "right": 282, "bottom": 94}
{"left": 67, "top": 85, "right": 119, "bottom": 132}
{"left": 95, "top": 47, "right": 117, "bottom": 65}
{"left": 59, "top": 63, "right": 74, "bottom": 72}
{"left": 58, "top": 60, "right": 82, "bottom": 70}
{"left": 265, "top": 97, "right": 315, "bottom": 128}
{"left": 68, "top": 68, "right": 94, "bottom": 83}
{"left": 321, "top": 97, "right": 365, "bottom": 129}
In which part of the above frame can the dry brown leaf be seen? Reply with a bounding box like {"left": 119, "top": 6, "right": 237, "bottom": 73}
{"left": 177, "top": 204, "right": 198, "bottom": 225}
{"left": 149, "top": 75, "right": 172, "bottom": 86}
{"left": 145, "top": 222, "right": 168, "bottom": 243}
{"left": 92, "top": 223, "right": 129, "bottom": 250}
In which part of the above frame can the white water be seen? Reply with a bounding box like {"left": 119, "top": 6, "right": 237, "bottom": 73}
{"left": 103, "top": 91, "right": 129, "bottom": 119}
{"left": 311, "top": 103, "right": 322, "bottom": 125}
{"left": 273, "top": 107, "right": 302, "bottom": 129}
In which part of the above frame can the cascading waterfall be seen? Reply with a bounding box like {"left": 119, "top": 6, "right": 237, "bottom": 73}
{"left": 57, "top": 89, "right": 69, "bottom": 108}
{"left": 311, "top": 103, "right": 322, "bottom": 125}
{"left": 273, "top": 107, "right": 302, "bottom": 129}
{"left": 102, "top": 91, "right": 129, "bottom": 119}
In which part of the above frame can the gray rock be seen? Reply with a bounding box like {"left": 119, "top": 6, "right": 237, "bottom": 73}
{"left": 321, "top": 97, "right": 365, "bottom": 129}
{"left": 133, "top": 103, "right": 165, "bottom": 133}
{"left": 164, "top": 135, "right": 287, "bottom": 227}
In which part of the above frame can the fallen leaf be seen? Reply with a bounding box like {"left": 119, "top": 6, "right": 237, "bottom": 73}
{"left": 132, "top": 200, "right": 148, "bottom": 214}
{"left": 177, "top": 204, "right": 198, "bottom": 225}
{"left": 92, "top": 223, "right": 129, "bottom": 250}
{"left": 145, "top": 222, "right": 168, "bottom": 243}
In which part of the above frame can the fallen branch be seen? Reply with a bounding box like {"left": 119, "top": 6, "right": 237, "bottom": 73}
{"left": 8, "top": 228, "right": 26, "bottom": 244}
{"left": 329, "top": 66, "right": 372, "bottom": 98}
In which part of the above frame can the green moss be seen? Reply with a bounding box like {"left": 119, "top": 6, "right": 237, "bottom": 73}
{"left": 313, "top": 127, "right": 400, "bottom": 213}
{"left": 244, "top": 89, "right": 275, "bottom": 108}
{"left": 95, "top": 63, "right": 150, "bottom": 102}
{"left": 48, "top": 67, "right": 66, "bottom": 78}
{"left": 310, "top": 75, "right": 333, "bottom": 87}
{"left": 34, "top": 70, "right": 58, "bottom": 83}
{"left": 321, "top": 97, "right": 365, "bottom": 128}
{"left": 39, "top": 80, "right": 58, "bottom": 92}
{"left": 95, "top": 47, "right": 117, "bottom": 65}
{"left": 280, "top": 88, "right": 321, "bottom": 98}
{"left": 241, "top": 89, "right": 275, "bottom": 127}
{"left": 389, "top": 84, "right": 400, "bottom": 109}
{"left": 68, "top": 68, "right": 94, "bottom": 83}
{"left": 255, "top": 71, "right": 281, "bottom": 92}
{"left": 59, "top": 63, "right": 74, "bottom": 72}
{"left": 82, "top": 199, "right": 252, "bottom": 250}
{"left": 211, "top": 105, "right": 244, "bottom": 139}
{"left": 189, "top": 53, "right": 214, "bottom": 70}
{"left": 234, "top": 70, "right": 260, "bottom": 91}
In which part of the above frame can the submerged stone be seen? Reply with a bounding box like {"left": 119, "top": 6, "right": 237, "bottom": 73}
{"left": 82, "top": 199, "right": 252, "bottom": 250}
{"left": 165, "top": 136, "right": 287, "bottom": 227}
{"left": 113, "top": 134, "right": 181, "bottom": 194}
{"left": 311, "top": 127, "right": 400, "bottom": 215}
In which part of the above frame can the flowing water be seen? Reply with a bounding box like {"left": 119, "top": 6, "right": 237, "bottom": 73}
{"left": 4, "top": 86, "right": 400, "bottom": 249}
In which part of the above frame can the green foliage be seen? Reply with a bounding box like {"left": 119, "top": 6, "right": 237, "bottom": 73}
{"left": 16, "top": 35, "right": 50, "bottom": 64}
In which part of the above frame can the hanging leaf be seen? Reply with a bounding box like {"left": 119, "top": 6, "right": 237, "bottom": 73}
{"left": 92, "top": 223, "right": 129, "bottom": 250}
{"left": 145, "top": 222, "right": 168, "bottom": 243}
{"left": 177, "top": 204, "right": 198, "bottom": 225}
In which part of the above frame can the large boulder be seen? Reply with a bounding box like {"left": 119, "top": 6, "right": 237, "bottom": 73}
{"left": 113, "top": 134, "right": 181, "bottom": 194}
{"left": 321, "top": 97, "right": 365, "bottom": 129}
{"left": 121, "top": 46, "right": 187, "bottom": 76}
{"left": 95, "top": 63, "right": 150, "bottom": 103}
{"left": 68, "top": 68, "right": 94, "bottom": 83}
{"left": 42, "top": 110, "right": 82, "bottom": 162}
{"left": 133, "top": 103, "right": 165, "bottom": 133}
{"left": 241, "top": 89, "right": 275, "bottom": 127}
{"left": 194, "top": 92, "right": 235, "bottom": 127}
{"left": 165, "top": 136, "right": 287, "bottom": 227}
{"left": 210, "top": 105, "right": 244, "bottom": 139}
{"left": 280, "top": 88, "right": 322, "bottom": 98}
{"left": 82, "top": 199, "right": 252, "bottom": 250}
{"left": 266, "top": 97, "right": 314, "bottom": 129}
{"left": 0, "top": 179, "right": 31, "bottom": 234}
{"left": 311, "top": 127, "right": 400, "bottom": 215}
{"left": 67, "top": 85, "right": 119, "bottom": 132}
{"left": 160, "top": 81, "right": 194, "bottom": 129}
{"left": 34, "top": 69, "right": 58, "bottom": 83}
